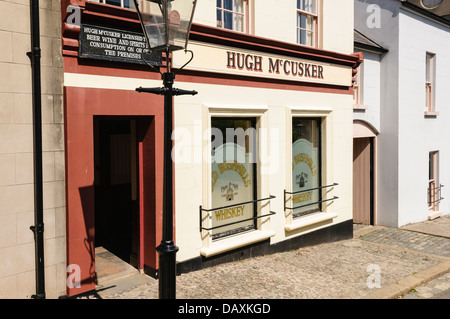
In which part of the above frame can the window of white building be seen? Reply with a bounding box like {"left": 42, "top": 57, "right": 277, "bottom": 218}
{"left": 425, "top": 52, "right": 437, "bottom": 115}
{"left": 428, "top": 151, "right": 442, "bottom": 212}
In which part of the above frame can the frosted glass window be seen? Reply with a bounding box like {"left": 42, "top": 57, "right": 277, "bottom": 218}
{"left": 292, "top": 118, "right": 321, "bottom": 218}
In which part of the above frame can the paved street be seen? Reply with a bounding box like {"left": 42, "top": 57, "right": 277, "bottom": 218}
{"left": 400, "top": 272, "right": 450, "bottom": 299}
{"left": 74, "top": 215, "right": 450, "bottom": 300}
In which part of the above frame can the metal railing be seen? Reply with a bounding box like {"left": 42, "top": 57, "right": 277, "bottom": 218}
{"left": 428, "top": 183, "right": 444, "bottom": 207}
{"left": 284, "top": 183, "right": 338, "bottom": 215}
{"left": 199, "top": 195, "right": 276, "bottom": 233}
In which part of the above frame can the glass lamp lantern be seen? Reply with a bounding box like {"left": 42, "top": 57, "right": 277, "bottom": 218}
{"left": 133, "top": 0, "right": 197, "bottom": 53}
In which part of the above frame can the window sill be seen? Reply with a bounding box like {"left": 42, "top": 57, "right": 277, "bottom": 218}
{"left": 200, "top": 230, "right": 275, "bottom": 258}
{"left": 424, "top": 111, "right": 439, "bottom": 117}
{"left": 284, "top": 212, "right": 338, "bottom": 232}
{"left": 428, "top": 210, "right": 443, "bottom": 220}
{"left": 353, "top": 104, "right": 368, "bottom": 110}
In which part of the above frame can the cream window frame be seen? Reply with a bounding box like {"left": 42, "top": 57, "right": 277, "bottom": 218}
{"left": 199, "top": 104, "right": 274, "bottom": 258}
{"left": 284, "top": 106, "right": 337, "bottom": 232}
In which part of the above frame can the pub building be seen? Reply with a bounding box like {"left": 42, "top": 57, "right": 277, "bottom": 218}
{"left": 61, "top": 0, "right": 361, "bottom": 296}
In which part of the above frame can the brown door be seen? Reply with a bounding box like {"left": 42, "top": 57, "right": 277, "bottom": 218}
{"left": 353, "top": 137, "right": 373, "bottom": 224}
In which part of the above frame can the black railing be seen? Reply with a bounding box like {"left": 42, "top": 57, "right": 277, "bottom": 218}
{"left": 428, "top": 183, "right": 444, "bottom": 206}
{"left": 199, "top": 195, "right": 276, "bottom": 232}
{"left": 284, "top": 183, "right": 338, "bottom": 213}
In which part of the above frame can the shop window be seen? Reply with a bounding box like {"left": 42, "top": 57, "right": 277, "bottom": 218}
{"left": 210, "top": 118, "right": 257, "bottom": 239}
{"left": 425, "top": 52, "right": 436, "bottom": 115}
{"left": 89, "top": 0, "right": 135, "bottom": 9}
{"left": 297, "top": 0, "right": 318, "bottom": 47}
{"left": 216, "top": 0, "right": 248, "bottom": 33}
{"left": 291, "top": 118, "right": 321, "bottom": 218}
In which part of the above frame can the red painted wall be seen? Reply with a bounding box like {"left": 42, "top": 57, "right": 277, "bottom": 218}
{"left": 64, "top": 84, "right": 165, "bottom": 296}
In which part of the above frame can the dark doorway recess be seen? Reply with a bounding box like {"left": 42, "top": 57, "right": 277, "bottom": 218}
{"left": 94, "top": 117, "right": 139, "bottom": 267}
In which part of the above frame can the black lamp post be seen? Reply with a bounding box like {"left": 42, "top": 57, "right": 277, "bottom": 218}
{"left": 133, "top": 0, "right": 198, "bottom": 299}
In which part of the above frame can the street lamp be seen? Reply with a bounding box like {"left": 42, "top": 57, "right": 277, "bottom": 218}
{"left": 133, "top": 0, "right": 198, "bottom": 299}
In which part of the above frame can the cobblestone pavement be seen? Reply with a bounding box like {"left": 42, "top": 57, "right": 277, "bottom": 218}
{"left": 401, "top": 272, "right": 450, "bottom": 299}
{"left": 359, "top": 227, "right": 450, "bottom": 258}
{"left": 76, "top": 216, "right": 450, "bottom": 300}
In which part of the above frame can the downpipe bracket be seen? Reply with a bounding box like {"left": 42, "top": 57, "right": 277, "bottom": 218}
{"left": 30, "top": 223, "right": 44, "bottom": 234}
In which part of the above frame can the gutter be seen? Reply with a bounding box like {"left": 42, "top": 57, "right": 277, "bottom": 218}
{"left": 401, "top": 1, "right": 450, "bottom": 28}
{"left": 27, "top": 0, "right": 45, "bottom": 299}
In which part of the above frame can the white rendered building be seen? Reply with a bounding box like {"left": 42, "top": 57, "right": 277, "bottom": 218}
{"left": 354, "top": 0, "right": 450, "bottom": 227}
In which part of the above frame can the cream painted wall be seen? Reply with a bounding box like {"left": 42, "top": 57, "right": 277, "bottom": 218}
{"left": 321, "top": 0, "right": 354, "bottom": 53}
{"left": 192, "top": 0, "right": 354, "bottom": 54}
{"left": 0, "top": 0, "right": 65, "bottom": 299}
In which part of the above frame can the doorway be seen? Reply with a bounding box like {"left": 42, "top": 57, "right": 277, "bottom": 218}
{"left": 353, "top": 137, "right": 374, "bottom": 225}
{"left": 94, "top": 117, "right": 140, "bottom": 281}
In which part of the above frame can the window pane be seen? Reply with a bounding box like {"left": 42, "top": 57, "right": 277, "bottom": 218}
{"left": 235, "top": 14, "right": 244, "bottom": 32}
{"left": 217, "top": 0, "right": 222, "bottom": 7}
{"left": 306, "top": 31, "right": 313, "bottom": 46}
{"left": 234, "top": 0, "right": 244, "bottom": 13}
{"left": 224, "top": 11, "right": 233, "bottom": 30}
{"left": 298, "top": 29, "right": 308, "bottom": 45}
{"left": 106, "top": 0, "right": 121, "bottom": 6}
{"left": 292, "top": 118, "right": 321, "bottom": 218}
{"left": 298, "top": 14, "right": 306, "bottom": 29}
{"left": 211, "top": 118, "right": 257, "bottom": 239}
{"left": 306, "top": 15, "right": 314, "bottom": 31}
{"left": 429, "top": 152, "right": 434, "bottom": 180}
{"left": 426, "top": 54, "right": 432, "bottom": 83}
{"left": 217, "top": 9, "right": 222, "bottom": 28}
{"left": 298, "top": 0, "right": 316, "bottom": 14}
{"left": 224, "top": 0, "right": 233, "bottom": 10}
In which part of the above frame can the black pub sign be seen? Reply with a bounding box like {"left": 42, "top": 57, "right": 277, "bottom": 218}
{"left": 79, "top": 24, "right": 162, "bottom": 66}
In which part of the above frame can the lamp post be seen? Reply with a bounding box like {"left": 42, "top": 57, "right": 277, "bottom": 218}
{"left": 133, "top": 0, "right": 198, "bottom": 299}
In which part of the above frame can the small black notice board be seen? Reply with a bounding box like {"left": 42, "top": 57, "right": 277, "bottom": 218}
{"left": 79, "top": 24, "right": 162, "bottom": 66}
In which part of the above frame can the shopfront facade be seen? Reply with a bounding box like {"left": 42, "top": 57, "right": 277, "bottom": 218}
{"left": 60, "top": 0, "right": 360, "bottom": 297}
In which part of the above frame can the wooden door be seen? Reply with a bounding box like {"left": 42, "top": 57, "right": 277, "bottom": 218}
{"left": 353, "top": 137, "right": 372, "bottom": 224}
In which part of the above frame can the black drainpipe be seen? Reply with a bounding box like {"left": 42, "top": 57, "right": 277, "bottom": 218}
{"left": 27, "top": 0, "right": 45, "bottom": 299}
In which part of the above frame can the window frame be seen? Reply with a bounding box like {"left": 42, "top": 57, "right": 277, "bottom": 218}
{"left": 284, "top": 106, "right": 338, "bottom": 232}
{"left": 353, "top": 62, "right": 367, "bottom": 109}
{"left": 296, "top": 0, "right": 319, "bottom": 47}
{"left": 200, "top": 104, "right": 274, "bottom": 258}
{"left": 425, "top": 52, "right": 437, "bottom": 116}
{"left": 216, "top": 0, "right": 249, "bottom": 33}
